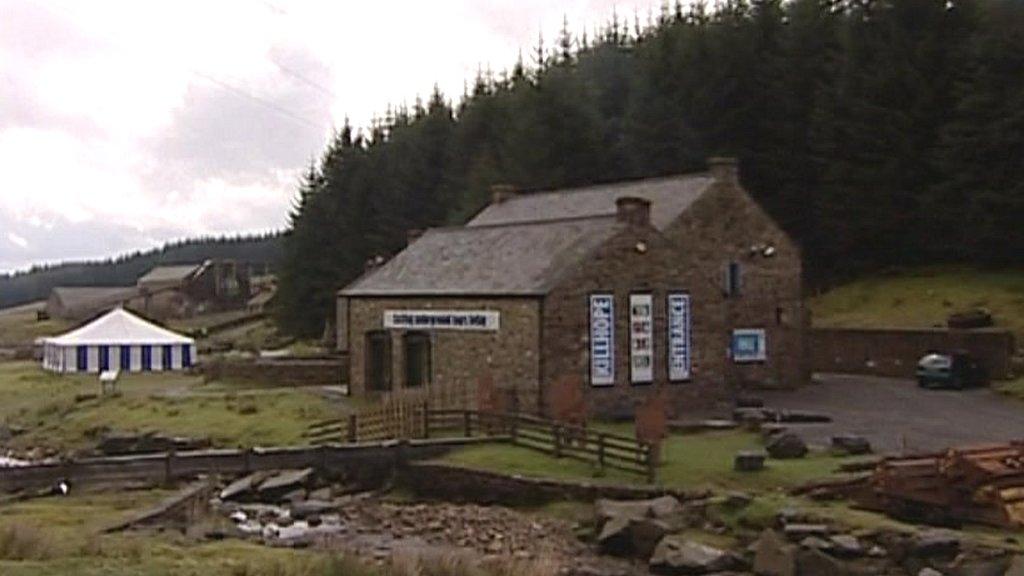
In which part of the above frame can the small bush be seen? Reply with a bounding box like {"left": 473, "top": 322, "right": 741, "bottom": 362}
{"left": 0, "top": 522, "right": 55, "bottom": 561}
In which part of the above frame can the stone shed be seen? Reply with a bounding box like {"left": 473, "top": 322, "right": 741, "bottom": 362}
{"left": 337, "top": 158, "right": 810, "bottom": 418}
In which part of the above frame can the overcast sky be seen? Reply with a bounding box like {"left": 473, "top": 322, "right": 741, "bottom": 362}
{"left": 0, "top": 0, "right": 663, "bottom": 273}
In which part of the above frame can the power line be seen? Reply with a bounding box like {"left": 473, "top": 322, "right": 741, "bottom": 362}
{"left": 271, "top": 62, "right": 336, "bottom": 99}
{"left": 193, "top": 71, "right": 324, "bottom": 130}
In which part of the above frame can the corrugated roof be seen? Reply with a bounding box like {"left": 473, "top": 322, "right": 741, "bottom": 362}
{"left": 468, "top": 173, "right": 714, "bottom": 231}
{"left": 52, "top": 287, "right": 139, "bottom": 310}
{"left": 341, "top": 217, "right": 621, "bottom": 296}
{"left": 138, "top": 264, "right": 202, "bottom": 285}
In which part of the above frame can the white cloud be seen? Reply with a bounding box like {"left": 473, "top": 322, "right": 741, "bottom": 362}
{"left": 0, "top": 0, "right": 657, "bottom": 272}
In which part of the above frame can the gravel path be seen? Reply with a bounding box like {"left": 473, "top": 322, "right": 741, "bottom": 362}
{"left": 759, "top": 374, "right": 1024, "bottom": 454}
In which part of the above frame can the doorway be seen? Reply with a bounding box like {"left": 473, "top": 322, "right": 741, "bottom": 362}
{"left": 365, "top": 331, "right": 392, "bottom": 392}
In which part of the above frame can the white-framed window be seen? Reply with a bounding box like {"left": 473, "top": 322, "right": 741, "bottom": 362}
{"left": 732, "top": 328, "right": 767, "bottom": 363}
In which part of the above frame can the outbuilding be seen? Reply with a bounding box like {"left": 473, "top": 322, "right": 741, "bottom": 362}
{"left": 41, "top": 308, "right": 197, "bottom": 374}
{"left": 336, "top": 158, "right": 809, "bottom": 418}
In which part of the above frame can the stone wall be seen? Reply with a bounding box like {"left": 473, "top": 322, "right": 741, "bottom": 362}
{"left": 403, "top": 462, "right": 707, "bottom": 506}
{"left": 542, "top": 176, "right": 807, "bottom": 420}
{"left": 203, "top": 356, "right": 346, "bottom": 386}
{"left": 345, "top": 297, "right": 542, "bottom": 411}
{"left": 812, "top": 327, "right": 1017, "bottom": 380}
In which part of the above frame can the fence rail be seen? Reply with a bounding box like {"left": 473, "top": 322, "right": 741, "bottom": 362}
{"left": 305, "top": 404, "right": 656, "bottom": 481}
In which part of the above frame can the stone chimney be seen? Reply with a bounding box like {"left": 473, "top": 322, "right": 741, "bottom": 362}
{"left": 708, "top": 157, "right": 740, "bottom": 185}
{"left": 406, "top": 229, "right": 424, "bottom": 246}
{"left": 490, "top": 184, "right": 516, "bottom": 204}
{"left": 615, "top": 196, "right": 652, "bottom": 227}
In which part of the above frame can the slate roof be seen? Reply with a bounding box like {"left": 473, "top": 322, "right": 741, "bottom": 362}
{"left": 468, "top": 173, "right": 714, "bottom": 231}
{"left": 51, "top": 287, "right": 139, "bottom": 311}
{"left": 341, "top": 217, "right": 621, "bottom": 296}
{"left": 137, "top": 264, "right": 203, "bottom": 286}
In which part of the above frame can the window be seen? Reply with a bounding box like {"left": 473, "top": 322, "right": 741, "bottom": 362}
{"left": 365, "top": 331, "right": 392, "bottom": 392}
{"left": 725, "top": 261, "right": 742, "bottom": 297}
{"left": 403, "top": 332, "right": 432, "bottom": 388}
{"left": 732, "top": 329, "right": 767, "bottom": 363}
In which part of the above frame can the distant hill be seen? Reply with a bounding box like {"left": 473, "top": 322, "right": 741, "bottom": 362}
{"left": 0, "top": 233, "right": 283, "bottom": 310}
{"left": 810, "top": 266, "right": 1024, "bottom": 343}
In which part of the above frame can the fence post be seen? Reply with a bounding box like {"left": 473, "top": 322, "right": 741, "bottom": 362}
{"left": 164, "top": 449, "right": 176, "bottom": 485}
{"left": 597, "top": 433, "right": 606, "bottom": 470}
{"left": 243, "top": 447, "right": 252, "bottom": 473}
{"left": 421, "top": 402, "right": 430, "bottom": 439}
{"left": 463, "top": 410, "right": 473, "bottom": 437}
{"left": 347, "top": 414, "right": 358, "bottom": 443}
{"left": 509, "top": 414, "right": 518, "bottom": 444}
{"left": 553, "top": 424, "right": 562, "bottom": 458}
{"left": 646, "top": 444, "right": 657, "bottom": 484}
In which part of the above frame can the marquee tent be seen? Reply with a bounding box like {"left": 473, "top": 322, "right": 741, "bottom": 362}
{"left": 41, "top": 308, "right": 196, "bottom": 374}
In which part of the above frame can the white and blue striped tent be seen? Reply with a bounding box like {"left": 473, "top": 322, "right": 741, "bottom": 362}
{"left": 41, "top": 308, "right": 196, "bottom": 374}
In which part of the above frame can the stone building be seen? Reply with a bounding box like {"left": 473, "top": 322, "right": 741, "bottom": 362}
{"left": 336, "top": 158, "right": 809, "bottom": 418}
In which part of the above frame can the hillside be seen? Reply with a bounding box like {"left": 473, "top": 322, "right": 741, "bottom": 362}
{"left": 811, "top": 267, "right": 1024, "bottom": 342}
{"left": 0, "top": 233, "right": 282, "bottom": 309}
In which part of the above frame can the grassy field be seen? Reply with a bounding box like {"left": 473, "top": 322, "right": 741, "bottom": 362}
{"left": 0, "top": 361, "right": 342, "bottom": 453}
{"left": 0, "top": 302, "right": 71, "bottom": 348}
{"left": 0, "top": 489, "right": 376, "bottom": 576}
{"left": 811, "top": 266, "right": 1024, "bottom": 340}
{"left": 442, "top": 429, "right": 869, "bottom": 492}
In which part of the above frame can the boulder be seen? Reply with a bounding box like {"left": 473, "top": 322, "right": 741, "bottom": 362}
{"left": 767, "top": 434, "right": 808, "bottom": 459}
{"left": 289, "top": 499, "right": 336, "bottom": 520}
{"left": 783, "top": 523, "right": 829, "bottom": 540}
{"left": 649, "top": 495, "right": 683, "bottom": 519}
{"left": 597, "top": 515, "right": 633, "bottom": 556}
{"left": 595, "top": 498, "right": 650, "bottom": 525}
{"left": 1005, "top": 556, "right": 1024, "bottom": 576}
{"left": 911, "top": 530, "right": 960, "bottom": 559}
{"left": 779, "top": 410, "right": 832, "bottom": 424}
{"left": 918, "top": 569, "right": 944, "bottom": 576}
{"left": 947, "top": 555, "right": 1011, "bottom": 576}
{"left": 829, "top": 534, "right": 863, "bottom": 558}
{"left": 257, "top": 469, "right": 314, "bottom": 500}
{"left": 797, "top": 547, "right": 846, "bottom": 576}
{"left": 650, "top": 536, "right": 738, "bottom": 575}
{"left": 631, "top": 518, "right": 670, "bottom": 559}
{"left": 735, "top": 450, "right": 767, "bottom": 472}
{"left": 831, "top": 434, "right": 872, "bottom": 455}
{"left": 220, "top": 473, "right": 267, "bottom": 502}
{"left": 753, "top": 529, "right": 797, "bottom": 576}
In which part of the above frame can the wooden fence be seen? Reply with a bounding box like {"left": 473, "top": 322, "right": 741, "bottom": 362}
{"left": 306, "top": 405, "right": 656, "bottom": 481}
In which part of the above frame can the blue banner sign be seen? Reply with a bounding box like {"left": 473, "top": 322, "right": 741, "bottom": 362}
{"left": 589, "top": 294, "right": 615, "bottom": 386}
{"left": 668, "top": 293, "right": 692, "bottom": 381}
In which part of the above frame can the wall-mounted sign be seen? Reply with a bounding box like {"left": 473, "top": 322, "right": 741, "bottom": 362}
{"left": 383, "top": 310, "right": 500, "bottom": 331}
{"left": 589, "top": 294, "right": 615, "bottom": 386}
{"left": 667, "top": 293, "right": 692, "bottom": 381}
{"left": 629, "top": 294, "right": 654, "bottom": 384}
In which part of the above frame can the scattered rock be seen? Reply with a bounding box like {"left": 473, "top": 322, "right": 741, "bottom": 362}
{"left": 723, "top": 491, "right": 753, "bottom": 508}
{"left": 595, "top": 498, "right": 650, "bottom": 525}
{"left": 767, "top": 433, "right": 808, "bottom": 459}
{"left": 1004, "top": 556, "right": 1024, "bottom": 576}
{"left": 947, "top": 555, "right": 1011, "bottom": 576}
{"left": 832, "top": 434, "right": 873, "bottom": 455}
{"left": 918, "top": 568, "right": 944, "bottom": 576}
{"left": 735, "top": 450, "right": 767, "bottom": 472}
{"left": 799, "top": 536, "right": 833, "bottom": 551}
{"left": 650, "top": 536, "right": 738, "bottom": 575}
{"left": 753, "top": 529, "right": 797, "bottom": 576}
{"left": 290, "top": 499, "right": 336, "bottom": 520}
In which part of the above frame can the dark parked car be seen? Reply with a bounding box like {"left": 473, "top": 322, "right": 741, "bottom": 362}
{"left": 916, "top": 351, "right": 989, "bottom": 389}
